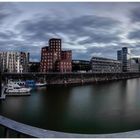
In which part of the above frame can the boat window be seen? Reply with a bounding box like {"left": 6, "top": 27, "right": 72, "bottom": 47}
{"left": 14, "top": 87, "right": 20, "bottom": 89}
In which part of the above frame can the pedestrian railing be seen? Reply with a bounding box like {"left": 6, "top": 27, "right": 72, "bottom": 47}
{"left": 1, "top": 115, "right": 140, "bottom": 138}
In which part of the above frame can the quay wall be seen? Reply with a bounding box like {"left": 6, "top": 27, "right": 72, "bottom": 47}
{"left": 3, "top": 72, "right": 140, "bottom": 85}
{"left": 46, "top": 73, "right": 140, "bottom": 85}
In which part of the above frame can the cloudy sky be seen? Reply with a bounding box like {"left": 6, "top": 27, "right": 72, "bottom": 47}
{"left": 0, "top": 2, "right": 140, "bottom": 61}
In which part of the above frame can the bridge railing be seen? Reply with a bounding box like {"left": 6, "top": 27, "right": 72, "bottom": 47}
{"left": 1, "top": 115, "right": 140, "bottom": 138}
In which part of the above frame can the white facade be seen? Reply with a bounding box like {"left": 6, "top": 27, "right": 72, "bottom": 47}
{"left": 0, "top": 51, "right": 29, "bottom": 73}
{"left": 91, "top": 57, "right": 122, "bottom": 73}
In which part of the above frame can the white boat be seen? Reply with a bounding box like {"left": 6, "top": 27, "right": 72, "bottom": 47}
{"left": 5, "top": 82, "right": 31, "bottom": 95}
{"left": 35, "top": 82, "right": 47, "bottom": 87}
{"left": 7, "top": 80, "right": 26, "bottom": 87}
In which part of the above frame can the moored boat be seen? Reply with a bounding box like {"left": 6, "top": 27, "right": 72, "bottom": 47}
{"left": 35, "top": 82, "right": 47, "bottom": 87}
{"left": 5, "top": 82, "right": 31, "bottom": 95}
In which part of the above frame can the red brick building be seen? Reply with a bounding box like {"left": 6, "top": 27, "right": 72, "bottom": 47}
{"left": 56, "top": 60, "right": 72, "bottom": 72}
{"left": 61, "top": 50, "right": 72, "bottom": 60}
{"left": 40, "top": 46, "right": 53, "bottom": 72}
{"left": 40, "top": 38, "right": 72, "bottom": 72}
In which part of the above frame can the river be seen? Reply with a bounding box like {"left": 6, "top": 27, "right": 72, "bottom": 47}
{"left": 1, "top": 78, "right": 140, "bottom": 134}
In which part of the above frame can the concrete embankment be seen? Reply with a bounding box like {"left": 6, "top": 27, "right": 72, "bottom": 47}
{"left": 3, "top": 72, "right": 140, "bottom": 86}
{"left": 46, "top": 72, "right": 140, "bottom": 86}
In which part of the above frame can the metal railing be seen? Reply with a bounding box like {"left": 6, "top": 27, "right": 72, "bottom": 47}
{"left": 1, "top": 115, "right": 140, "bottom": 138}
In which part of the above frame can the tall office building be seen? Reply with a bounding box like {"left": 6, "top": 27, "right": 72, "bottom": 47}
{"left": 117, "top": 47, "right": 131, "bottom": 72}
{"left": 40, "top": 38, "right": 72, "bottom": 72}
{"left": 122, "top": 47, "right": 131, "bottom": 72}
{"left": 0, "top": 51, "right": 29, "bottom": 73}
{"left": 117, "top": 50, "right": 122, "bottom": 61}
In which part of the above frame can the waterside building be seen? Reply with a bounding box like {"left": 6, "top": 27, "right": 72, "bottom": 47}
{"left": 90, "top": 57, "right": 122, "bottom": 73}
{"left": 0, "top": 51, "right": 29, "bottom": 73}
{"left": 40, "top": 38, "right": 72, "bottom": 72}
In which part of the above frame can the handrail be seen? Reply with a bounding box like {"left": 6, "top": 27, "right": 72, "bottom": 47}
{"left": 0, "top": 115, "right": 140, "bottom": 138}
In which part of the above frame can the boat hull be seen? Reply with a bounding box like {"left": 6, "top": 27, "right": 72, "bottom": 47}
{"left": 5, "top": 93, "right": 30, "bottom": 96}
{"left": 35, "top": 83, "right": 47, "bottom": 87}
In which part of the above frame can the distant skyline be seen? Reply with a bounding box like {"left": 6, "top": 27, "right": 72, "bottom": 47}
{"left": 0, "top": 2, "right": 140, "bottom": 61}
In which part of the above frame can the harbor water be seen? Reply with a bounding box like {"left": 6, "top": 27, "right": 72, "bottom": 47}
{"left": 1, "top": 78, "right": 140, "bottom": 134}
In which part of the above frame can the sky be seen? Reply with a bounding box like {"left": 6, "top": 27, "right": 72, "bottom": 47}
{"left": 1, "top": 2, "right": 140, "bottom": 61}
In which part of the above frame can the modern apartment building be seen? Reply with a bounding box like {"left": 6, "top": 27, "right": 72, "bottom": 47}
{"left": 40, "top": 38, "right": 72, "bottom": 72}
{"left": 90, "top": 57, "right": 122, "bottom": 73}
{"left": 0, "top": 51, "right": 29, "bottom": 73}
{"left": 20, "top": 52, "right": 30, "bottom": 72}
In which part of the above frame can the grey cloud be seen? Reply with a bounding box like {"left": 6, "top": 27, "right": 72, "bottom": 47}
{"left": 78, "top": 33, "right": 120, "bottom": 45}
{"left": 0, "top": 31, "right": 17, "bottom": 40}
{"left": 0, "top": 8, "right": 10, "bottom": 24}
{"left": 130, "top": 6, "right": 140, "bottom": 22}
{"left": 0, "top": 3, "right": 20, "bottom": 24}
{"left": 72, "top": 45, "right": 119, "bottom": 60}
{"left": 72, "top": 43, "right": 121, "bottom": 60}
{"left": 87, "top": 45, "right": 119, "bottom": 59}
{"left": 128, "top": 30, "right": 140, "bottom": 40}
{"left": 68, "top": 15, "right": 120, "bottom": 30}
{"left": 17, "top": 14, "right": 122, "bottom": 44}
